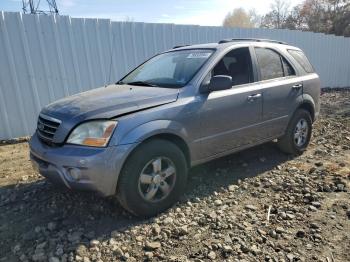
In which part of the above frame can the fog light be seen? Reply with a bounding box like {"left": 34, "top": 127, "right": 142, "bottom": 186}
{"left": 68, "top": 168, "right": 82, "bottom": 181}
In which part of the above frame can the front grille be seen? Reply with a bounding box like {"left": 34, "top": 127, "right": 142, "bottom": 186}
{"left": 37, "top": 114, "right": 61, "bottom": 143}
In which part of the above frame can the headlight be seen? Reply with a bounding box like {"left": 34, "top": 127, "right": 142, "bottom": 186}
{"left": 67, "top": 120, "right": 117, "bottom": 147}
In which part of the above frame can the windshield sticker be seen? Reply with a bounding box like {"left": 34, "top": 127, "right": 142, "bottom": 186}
{"left": 187, "top": 52, "right": 212, "bottom": 59}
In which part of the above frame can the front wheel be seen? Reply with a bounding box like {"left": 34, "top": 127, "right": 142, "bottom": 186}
{"left": 277, "top": 109, "right": 313, "bottom": 155}
{"left": 116, "top": 139, "right": 188, "bottom": 217}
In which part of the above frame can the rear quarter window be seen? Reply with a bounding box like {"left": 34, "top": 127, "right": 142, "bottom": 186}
{"left": 288, "top": 49, "right": 314, "bottom": 73}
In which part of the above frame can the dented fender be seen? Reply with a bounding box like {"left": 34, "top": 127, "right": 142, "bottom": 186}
{"left": 117, "top": 120, "right": 189, "bottom": 145}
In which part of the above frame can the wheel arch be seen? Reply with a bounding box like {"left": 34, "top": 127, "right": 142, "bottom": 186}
{"left": 297, "top": 98, "right": 315, "bottom": 122}
{"left": 115, "top": 132, "right": 191, "bottom": 194}
{"left": 141, "top": 133, "right": 191, "bottom": 168}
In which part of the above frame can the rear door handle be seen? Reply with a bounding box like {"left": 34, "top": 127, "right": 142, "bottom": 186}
{"left": 247, "top": 93, "right": 262, "bottom": 102}
{"left": 292, "top": 83, "right": 303, "bottom": 89}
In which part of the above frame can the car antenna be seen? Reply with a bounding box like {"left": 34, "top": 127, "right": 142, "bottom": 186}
{"left": 106, "top": 31, "right": 116, "bottom": 87}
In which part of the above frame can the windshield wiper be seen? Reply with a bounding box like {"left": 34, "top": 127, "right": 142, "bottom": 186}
{"left": 125, "top": 81, "right": 159, "bottom": 87}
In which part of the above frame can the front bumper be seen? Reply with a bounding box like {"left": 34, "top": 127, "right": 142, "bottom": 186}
{"left": 29, "top": 132, "right": 136, "bottom": 196}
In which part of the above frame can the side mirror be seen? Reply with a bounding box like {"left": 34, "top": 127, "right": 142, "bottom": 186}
{"left": 208, "top": 75, "right": 232, "bottom": 92}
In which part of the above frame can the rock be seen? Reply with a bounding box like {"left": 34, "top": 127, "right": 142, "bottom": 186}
{"left": 209, "top": 211, "right": 217, "bottom": 219}
{"left": 145, "top": 252, "right": 153, "bottom": 259}
{"left": 228, "top": 185, "right": 238, "bottom": 191}
{"left": 222, "top": 245, "right": 233, "bottom": 253}
{"left": 309, "top": 205, "right": 318, "bottom": 211}
{"left": 346, "top": 210, "right": 350, "bottom": 219}
{"left": 113, "top": 246, "right": 124, "bottom": 256}
{"left": 163, "top": 217, "right": 174, "bottom": 225}
{"left": 311, "top": 202, "right": 321, "bottom": 208}
{"left": 208, "top": 251, "right": 216, "bottom": 260}
{"left": 269, "top": 229, "right": 277, "bottom": 239}
{"left": 34, "top": 226, "right": 41, "bottom": 233}
{"left": 336, "top": 183, "right": 345, "bottom": 192}
{"left": 135, "top": 235, "right": 143, "bottom": 242}
{"left": 32, "top": 252, "right": 46, "bottom": 261}
{"left": 47, "top": 222, "right": 56, "bottom": 231}
{"left": 310, "top": 223, "right": 319, "bottom": 229}
{"left": 280, "top": 212, "right": 287, "bottom": 219}
{"left": 76, "top": 244, "right": 88, "bottom": 257}
{"left": 296, "top": 230, "right": 306, "bottom": 238}
{"left": 286, "top": 253, "right": 294, "bottom": 261}
{"left": 286, "top": 213, "right": 295, "bottom": 220}
{"left": 13, "top": 244, "right": 21, "bottom": 254}
{"left": 214, "top": 199, "right": 223, "bottom": 206}
{"left": 177, "top": 225, "right": 188, "bottom": 236}
{"left": 145, "top": 241, "right": 161, "bottom": 250}
{"left": 275, "top": 227, "right": 286, "bottom": 234}
{"left": 250, "top": 245, "right": 261, "bottom": 255}
{"left": 152, "top": 224, "right": 161, "bottom": 235}
{"left": 315, "top": 162, "right": 323, "bottom": 167}
{"left": 68, "top": 231, "right": 82, "bottom": 242}
{"left": 257, "top": 229, "right": 266, "bottom": 235}
{"left": 55, "top": 246, "right": 64, "bottom": 256}
{"left": 245, "top": 205, "right": 258, "bottom": 211}
{"left": 49, "top": 257, "right": 60, "bottom": 262}
{"left": 241, "top": 244, "right": 250, "bottom": 253}
{"left": 90, "top": 239, "right": 100, "bottom": 247}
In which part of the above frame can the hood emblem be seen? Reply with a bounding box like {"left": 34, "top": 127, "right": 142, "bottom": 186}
{"left": 38, "top": 122, "right": 45, "bottom": 131}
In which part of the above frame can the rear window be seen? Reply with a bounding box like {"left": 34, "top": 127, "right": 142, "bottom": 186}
{"left": 255, "top": 48, "right": 284, "bottom": 80}
{"left": 288, "top": 50, "right": 314, "bottom": 73}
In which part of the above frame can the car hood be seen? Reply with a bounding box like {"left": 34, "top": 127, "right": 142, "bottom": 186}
{"left": 40, "top": 84, "right": 179, "bottom": 143}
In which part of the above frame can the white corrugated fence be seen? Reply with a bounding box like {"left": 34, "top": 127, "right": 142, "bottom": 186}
{"left": 0, "top": 11, "right": 350, "bottom": 139}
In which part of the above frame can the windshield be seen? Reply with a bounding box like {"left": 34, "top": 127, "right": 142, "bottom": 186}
{"left": 120, "top": 49, "right": 214, "bottom": 88}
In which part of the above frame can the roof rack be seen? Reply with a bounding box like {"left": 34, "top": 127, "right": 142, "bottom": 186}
{"left": 172, "top": 45, "right": 191, "bottom": 49}
{"left": 218, "top": 38, "right": 288, "bottom": 45}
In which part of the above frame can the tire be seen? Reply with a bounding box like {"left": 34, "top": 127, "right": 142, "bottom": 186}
{"left": 116, "top": 139, "right": 188, "bottom": 217}
{"left": 277, "top": 109, "right": 312, "bottom": 155}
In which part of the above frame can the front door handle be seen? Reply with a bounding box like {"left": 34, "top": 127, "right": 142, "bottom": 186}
{"left": 247, "top": 93, "right": 262, "bottom": 102}
{"left": 292, "top": 83, "right": 303, "bottom": 90}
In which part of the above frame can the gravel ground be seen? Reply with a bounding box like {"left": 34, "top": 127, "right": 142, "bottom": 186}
{"left": 0, "top": 91, "right": 349, "bottom": 262}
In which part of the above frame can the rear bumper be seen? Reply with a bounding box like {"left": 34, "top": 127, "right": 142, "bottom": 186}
{"left": 29, "top": 132, "right": 136, "bottom": 196}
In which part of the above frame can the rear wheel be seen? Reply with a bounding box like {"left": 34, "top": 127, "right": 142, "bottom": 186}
{"left": 277, "top": 109, "right": 312, "bottom": 155}
{"left": 117, "top": 139, "right": 188, "bottom": 217}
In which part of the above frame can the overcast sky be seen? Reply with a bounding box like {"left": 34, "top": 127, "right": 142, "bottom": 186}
{"left": 2, "top": 0, "right": 304, "bottom": 26}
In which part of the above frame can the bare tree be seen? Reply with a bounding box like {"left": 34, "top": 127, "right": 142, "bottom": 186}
{"left": 222, "top": 0, "right": 350, "bottom": 36}
{"left": 223, "top": 8, "right": 256, "bottom": 28}
{"left": 297, "top": 0, "right": 350, "bottom": 36}
{"left": 260, "top": 0, "right": 291, "bottom": 29}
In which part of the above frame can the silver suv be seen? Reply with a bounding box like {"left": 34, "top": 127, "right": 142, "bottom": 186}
{"left": 30, "top": 38, "right": 320, "bottom": 217}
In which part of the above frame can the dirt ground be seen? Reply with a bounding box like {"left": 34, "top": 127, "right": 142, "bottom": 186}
{"left": 0, "top": 91, "right": 349, "bottom": 262}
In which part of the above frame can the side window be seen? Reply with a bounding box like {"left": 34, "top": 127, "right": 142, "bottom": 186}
{"left": 212, "top": 47, "right": 254, "bottom": 86}
{"left": 255, "top": 48, "right": 284, "bottom": 80}
{"left": 281, "top": 57, "right": 295, "bottom": 77}
{"left": 288, "top": 49, "right": 314, "bottom": 73}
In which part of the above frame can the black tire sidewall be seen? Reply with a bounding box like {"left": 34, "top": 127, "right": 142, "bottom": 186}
{"left": 287, "top": 109, "right": 313, "bottom": 153}
{"left": 117, "top": 139, "right": 188, "bottom": 217}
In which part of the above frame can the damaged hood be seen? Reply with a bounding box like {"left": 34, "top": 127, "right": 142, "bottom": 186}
{"left": 40, "top": 84, "right": 179, "bottom": 143}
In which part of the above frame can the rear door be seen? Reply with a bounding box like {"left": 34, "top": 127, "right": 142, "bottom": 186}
{"left": 288, "top": 49, "right": 321, "bottom": 118}
{"left": 252, "top": 47, "right": 303, "bottom": 138}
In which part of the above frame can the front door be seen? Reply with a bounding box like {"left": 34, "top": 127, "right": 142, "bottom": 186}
{"left": 197, "top": 47, "right": 263, "bottom": 159}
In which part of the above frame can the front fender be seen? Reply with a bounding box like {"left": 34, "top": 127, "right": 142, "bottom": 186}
{"left": 117, "top": 120, "right": 189, "bottom": 145}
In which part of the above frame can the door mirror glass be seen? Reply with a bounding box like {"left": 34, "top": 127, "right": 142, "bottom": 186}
{"left": 208, "top": 75, "right": 232, "bottom": 92}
